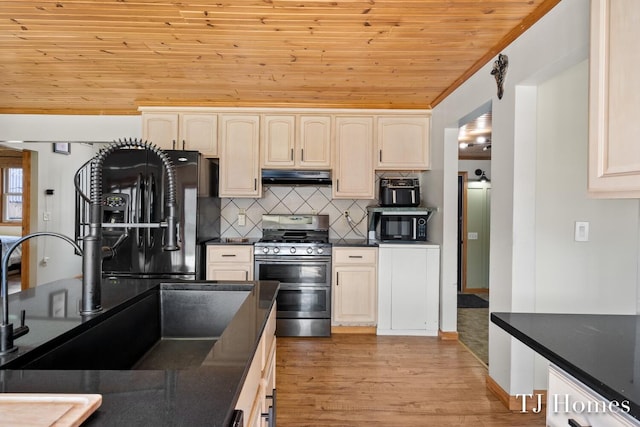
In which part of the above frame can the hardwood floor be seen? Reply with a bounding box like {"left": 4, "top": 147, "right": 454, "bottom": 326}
{"left": 276, "top": 334, "right": 545, "bottom": 426}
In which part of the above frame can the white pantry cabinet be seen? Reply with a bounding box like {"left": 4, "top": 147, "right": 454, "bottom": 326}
{"left": 206, "top": 245, "right": 254, "bottom": 281}
{"left": 262, "top": 114, "right": 331, "bottom": 169}
{"left": 141, "top": 112, "right": 218, "bottom": 157}
{"left": 332, "top": 247, "right": 378, "bottom": 326}
{"left": 376, "top": 116, "right": 430, "bottom": 170}
{"left": 333, "top": 116, "right": 375, "bottom": 199}
{"left": 377, "top": 244, "right": 439, "bottom": 336}
{"left": 588, "top": 0, "right": 640, "bottom": 197}
{"left": 219, "top": 114, "right": 261, "bottom": 198}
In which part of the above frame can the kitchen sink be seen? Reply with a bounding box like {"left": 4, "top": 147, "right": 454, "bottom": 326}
{"left": 6, "top": 283, "right": 252, "bottom": 370}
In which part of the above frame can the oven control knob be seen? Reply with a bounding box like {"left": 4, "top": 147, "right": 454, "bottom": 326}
{"left": 306, "top": 247, "right": 313, "bottom": 254}
{"left": 262, "top": 247, "right": 269, "bottom": 254}
{"left": 290, "top": 247, "right": 296, "bottom": 254}
{"left": 317, "top": 247, "right": 324, "bottom": 254}
{"left": 273, "top": 247, "right": 280, "bottom": 254}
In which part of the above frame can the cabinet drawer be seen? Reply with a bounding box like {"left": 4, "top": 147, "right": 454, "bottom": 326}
{"left": 547, "top": 365, "right": 636, "bottom": 427}
{"left": 333, "top": 247, "right": 377, "bottom": 265}
{"left": 207, "top": 245, "right": 253, "bottom": 263}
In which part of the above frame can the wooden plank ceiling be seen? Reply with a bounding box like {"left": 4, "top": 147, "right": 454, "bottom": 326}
{"left": 0, "top": 0, "right": 560, "bottom": 114}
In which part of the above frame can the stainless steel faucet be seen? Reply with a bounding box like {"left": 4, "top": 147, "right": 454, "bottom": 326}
{"left": 0, "top": 232, "right": 83, "bottom": 355}
{"left": 81, "top": 138, "right": 180, "bottom": 314}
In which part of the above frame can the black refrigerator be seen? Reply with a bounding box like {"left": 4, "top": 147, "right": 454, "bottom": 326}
{"left": 100, "top": 149, "right": 219, "bottom": 279}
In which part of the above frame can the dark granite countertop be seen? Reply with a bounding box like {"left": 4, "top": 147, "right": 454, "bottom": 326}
{"left": 491, "top": 312, "right": 640, "bottom": 421}
{"left": 329, "top": 238, "right": 377, "bottom": 247}
{"left": 203, "top": 237, "right": 260, "bottom": 245}
{"left": 0, "top": 277, "right": 278, "bottom": 427}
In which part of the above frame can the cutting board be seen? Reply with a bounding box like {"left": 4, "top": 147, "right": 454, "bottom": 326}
{"left": 0, "top": 394, "right": 102, "bottom": 427}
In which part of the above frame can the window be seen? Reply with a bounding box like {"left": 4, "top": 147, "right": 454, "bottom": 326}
{"left": 2, "top": 167, "right": 22, "bottom": 222}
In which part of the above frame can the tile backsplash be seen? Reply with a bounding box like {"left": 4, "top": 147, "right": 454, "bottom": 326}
{"left": 220, "top": 172, "right": 421, "bottom": 240}
{"left": 221, "top": 186, "right": 371, "bottom": 240}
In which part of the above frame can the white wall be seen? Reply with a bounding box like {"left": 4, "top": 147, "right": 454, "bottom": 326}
{"left": 0, "top": 115, "right": 141, "bottom": 142}
{"left": 459, "top": 159, "right": 491, "bottom": 181}
{"left": 427, "top": 0, "right": 638, "bottom": 397}
{"left": 533, "top": 61, "right": 639, "bottom": 386}
{"left": 1, "top": 142, "right": 109, "bottom": 285}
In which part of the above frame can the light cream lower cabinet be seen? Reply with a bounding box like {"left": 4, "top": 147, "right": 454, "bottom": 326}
{"left": 206, "top": 245, "right": 254, "bottom": 281}
{"left": 235, "top": 305, "right": 277, "bottom": 427}
{"left": 547, "top": 364, "right": 636, "bottom": 427}
{"left": 332, "top": 247, "right": 378, "bottom": 326}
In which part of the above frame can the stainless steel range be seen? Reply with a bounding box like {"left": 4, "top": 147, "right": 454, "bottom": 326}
{"left": 254, "top": 214, "right": 331, "bottom": 337}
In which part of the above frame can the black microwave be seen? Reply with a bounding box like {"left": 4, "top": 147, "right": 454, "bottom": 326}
{"left": 378, "top": 212, "right": 429, "bottom": 241}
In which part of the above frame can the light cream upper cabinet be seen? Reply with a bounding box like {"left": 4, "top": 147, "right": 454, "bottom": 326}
{"left": 588, "top": 0, "right": 640, "bottom": 197}
{"left": 219, "top": 114, "right": 261, "bottom": 198}
{"left": 376, "top": 116, "right": 430, "bottom": 170}
{"left": 142, "top": 113, "right": 178, "bottom": 149}
{"left": 298, "top": 115, "right": 332, "bottom": 168}
{"left": 333, "top": 116, "right": 375, "bottom": 199}
{"left": 262, "top": 115, "right": 296, "bottom": 168}
{"left": 142, "top": 112, "right": 218, "bottom": 157}
{"left": 178, "top": 113, "right": 218, "bottom": 156}
{"left": 262, "top": 115, "right": 331, "bottom": 169}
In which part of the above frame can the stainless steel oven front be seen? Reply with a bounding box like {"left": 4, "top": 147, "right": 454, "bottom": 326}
{"left": 254, "top": 256, "right": 331, "bottom": 337}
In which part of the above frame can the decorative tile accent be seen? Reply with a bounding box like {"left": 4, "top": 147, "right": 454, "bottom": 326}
{"left": 220, "top": 173, "right": 422, "bottom": 239}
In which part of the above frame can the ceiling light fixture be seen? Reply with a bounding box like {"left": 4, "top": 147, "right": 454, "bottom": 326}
{"left": 459, "top": 142, "right": 468, "bottom": 149}
{"left": 476, "top": 136, "right": 487, "bottom": 144}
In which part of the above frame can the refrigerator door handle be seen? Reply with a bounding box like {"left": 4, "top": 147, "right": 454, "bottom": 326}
{"left": 135, "top": 173, "right": 144, "bottom": 248}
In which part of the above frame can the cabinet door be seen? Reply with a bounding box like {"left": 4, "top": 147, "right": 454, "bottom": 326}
{"left": 589, "top": 0, "right": 640, "bottom": 197}
{"left": 219, "top": 114, "right": 261, "bottom": 197}
{"left": 334, "top": 266, "right": 377, "bottom": 324}
{"left": 142, "top": 113, "right": 179, "bottom": 150}
{"left": 333, "top": 116, "right": 375, "bottom": 199}
{"left": 299, "top": 115, "right": 331, "bottom": 168}
{"left": 262, "top": 115, "right": 296, "bottom": 168}
{"left": 179, "top": 113, "right": 218, "bottom": 157}
{"left": 377, "top": 116, "right": 430, "bottom": 170}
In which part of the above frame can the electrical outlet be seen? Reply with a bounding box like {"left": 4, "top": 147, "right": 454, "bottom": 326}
{"left": 238, "top": 209, "right": 246, "bottom": 227}
{"left": 344, "top": 211, "right": 349, "bottom": 219}
{"left": 43, "top": 211, "right": 51, "bottom": 221}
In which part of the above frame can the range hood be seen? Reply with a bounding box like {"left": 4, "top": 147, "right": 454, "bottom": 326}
{"left": 261, "top": 169, "right": 332, "bottom": 186}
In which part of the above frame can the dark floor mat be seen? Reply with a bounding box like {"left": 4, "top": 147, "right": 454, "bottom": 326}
{"left": 457, "top": 293, "right": 489, "bottom": 308}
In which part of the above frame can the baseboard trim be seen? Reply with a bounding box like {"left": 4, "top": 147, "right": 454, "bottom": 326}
{"left": 331, "top": 326, "right": 376, "bottom": 334}
{"left": 438, "top": 330, "right": 459, "bottom": 341}
{"left": 486, "top": 374, "right": 547, "bottom": 412}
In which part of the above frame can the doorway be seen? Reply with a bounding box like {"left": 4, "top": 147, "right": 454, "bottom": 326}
{"left": 456, "top": 107, "right": 491, "bottom": 366}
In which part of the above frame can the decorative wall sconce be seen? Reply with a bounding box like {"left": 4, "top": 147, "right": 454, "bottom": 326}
{"left": 491, "top": 53, "right": 509, "bottom": 100}
{"left": 475, "top": 169, "right": 490, "bottom": 182}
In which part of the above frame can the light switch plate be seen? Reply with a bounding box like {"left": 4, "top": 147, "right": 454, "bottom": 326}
{"left": 468, "top": 232, "right": 478, "bottom": 240}
{"left": 574, "top": 221, "right": 589, "bottom": 242}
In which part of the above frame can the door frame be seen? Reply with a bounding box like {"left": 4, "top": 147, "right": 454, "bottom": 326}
{"left": 20, "top": 149, "right": 32, "bottom": 290}
{"left": 457, "top": 171, "right": 468, "bottom": 293}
